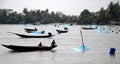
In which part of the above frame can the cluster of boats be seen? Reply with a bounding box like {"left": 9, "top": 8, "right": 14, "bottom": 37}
{"left": 2, "top": 25, "right": 69, "bottom": 52}
{"left": 81, "top": 25, "right": 120, "bottom": 34}
{"left": 2, "top": 24, "right": 119, "bottom": 52}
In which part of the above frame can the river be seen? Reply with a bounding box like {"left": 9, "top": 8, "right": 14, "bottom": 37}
{"left": 0, "top": 24, "right": 120, "bottom": 64}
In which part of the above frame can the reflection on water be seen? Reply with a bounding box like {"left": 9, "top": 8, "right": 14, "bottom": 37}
{"left": 0, "top": 24, "right": 120, "bottom": 64}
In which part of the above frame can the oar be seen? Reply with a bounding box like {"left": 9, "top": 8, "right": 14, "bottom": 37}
{"left": 80, "top": 29, "right": 85, "bottom": 51}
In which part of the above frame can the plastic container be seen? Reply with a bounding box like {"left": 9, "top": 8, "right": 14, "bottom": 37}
{"left": 109, "top": 48, "right": 116, "bottom": 55}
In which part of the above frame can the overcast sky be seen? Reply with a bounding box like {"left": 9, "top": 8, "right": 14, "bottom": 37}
{"left": 0, "top": 0, "right": 120, "bottom": 15}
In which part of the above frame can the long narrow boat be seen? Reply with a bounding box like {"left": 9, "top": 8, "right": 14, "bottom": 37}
{"left": 24, "top": 28, "right": 45, "bottom": 34}
{"left": 8, "top": 32, "right": 54, "bottom": 38}
{"left": 24, "top": 27, "right": 38, "bottom": 33}
{"left": 1, "top": 44, "right": 57, "bottom": 52}
{"left": 56, "top": 27, "right": 68, "bottom": 33}
{"left": 56, "top": 29, "right": 68, "bottom": 33}
{"left": 81, "top": 27, "right": 97, "bottom": 30}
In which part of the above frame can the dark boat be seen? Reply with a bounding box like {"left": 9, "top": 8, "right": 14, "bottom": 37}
{"left": 8, "top": 32, "right": 54, "bottom": 38}
{"left": 24, "top": 27, "right": 45, "bottom": 34}
{"left": 56, "top": 27, "right": 68, "bottom": 34}
{"left": 24, "top": 27, "right": 38, "bottom": 33}
{"left": 56, "top": 29, "right": 68, "bottom": 33}
{"left": 1, "top": 44, "right": 57, "bottom": 52}
{"left": 81, "top": 27, "right": 97, "bottom": 30}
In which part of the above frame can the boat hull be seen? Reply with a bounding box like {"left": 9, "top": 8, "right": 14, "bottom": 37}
{"left": 1, "top": 44, "right": 57, "bottom": 52}
{"left": 56, "top": 29, "right": 68, "bottom": 33}
{"left": 10, "top": 32, "right": 53, "bottom": 38}
{"left": 24, "top": 28, "right": 38, "bottom": 33}
{"left": 81, "top": 27, "right": 97, "bottom": 30}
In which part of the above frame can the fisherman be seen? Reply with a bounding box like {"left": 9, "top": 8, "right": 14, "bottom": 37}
{"left": 35, "top": 27, "right": 37, "bottom": 30}
{"left": 64, "top": 27, "right": 68, "bottom": 30}
{"left": 51, "top": 40, "right": 57, "bottom": 47}
{"left": 38, "top": 42, "right": 42, "bottom": 47}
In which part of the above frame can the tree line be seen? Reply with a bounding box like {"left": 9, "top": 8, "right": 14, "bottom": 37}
{"left": 0, "top": 1, "right": 120, "bottom": 25}
{"left": 77, "top": 1, "right": 120, "bottom": 25}
{"left": 0, "top": 8, "right": 76, "bottom": 24}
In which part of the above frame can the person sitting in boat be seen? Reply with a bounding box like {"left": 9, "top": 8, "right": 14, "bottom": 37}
{"left": 51, "top": 40, "right": 57, "bottom": 47}
{"left": 35, "top": 27, "right": 37, "bottom": 30}
{"left": 38, "top": 42, "right": 42, "bottom": 47}
{"left": 64, "top": 27, "right": 68, "bottom": 30}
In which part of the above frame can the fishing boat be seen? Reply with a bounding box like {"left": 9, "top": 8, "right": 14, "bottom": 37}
{"left": 56, "top": 29, "right": 68, "bottom": 33}
{"left": 24, "top": 27, "right": 45, "bottom": 34}
{"left": 1, "top": 44, "right": 57, "bottom": 52}
{"left": 81, "top": 27, "right": 97, "bottom": 30}
{"left": 81, "top": 25, "right": 97, "bottom": 30}
{"left": 56, "top": 27, "right": 68, "bottom": 33}
{"left": 24, "top": 27, "right": 38, "bottom": 33}
{"left": 8, "top": 32, "right": 54, "bottom": 38}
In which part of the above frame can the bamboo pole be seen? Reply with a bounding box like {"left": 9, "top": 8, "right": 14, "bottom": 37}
{"left": 80, "top": 29, "right": 85, "bottom": 51}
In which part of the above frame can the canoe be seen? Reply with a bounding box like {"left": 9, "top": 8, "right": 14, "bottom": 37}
{"left": 81, "top": 27, "right": 97, "bottom": 30}
{"left": 56, "top": 29, "right": 68, "bottom": 33}
{"left": 24, "top": 28, "right": 45, "bottom": 34}
{"left": 24, "top": 27, "right": 38, "bottom": 33}
{"left": 1, "top": 44, "right": 57, "bottom": 52}
{"left": 8, "top": 32, "right": 54, "bottom": 38}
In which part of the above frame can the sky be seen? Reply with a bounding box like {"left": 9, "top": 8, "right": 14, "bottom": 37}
{"left": 0, "top": 0, "right": 120, "bottom": 16}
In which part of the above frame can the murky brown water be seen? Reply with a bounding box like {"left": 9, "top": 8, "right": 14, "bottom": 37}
{"left": 0, "top": 24, "right": 120, "bottom": 64}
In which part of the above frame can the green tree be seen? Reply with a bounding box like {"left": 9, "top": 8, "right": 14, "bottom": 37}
{"left": 78, "top": 9, "right": 95, "bottom": 24}
{"left": 108, "top": 2, "right": 119, "bottom": 21}
{"left": 96, "top": 8, "right": 109, "bottom": 24}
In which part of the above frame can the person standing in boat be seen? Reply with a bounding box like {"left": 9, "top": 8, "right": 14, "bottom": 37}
{"left": 51, "top": 40, "right": 57, "bottom": 47}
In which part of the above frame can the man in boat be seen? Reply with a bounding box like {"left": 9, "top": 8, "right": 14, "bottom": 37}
{"left": 38, "top": 42, "right": 42, "bottom": 47}
{"left": 64, "top": 27, "right": 68, "bottom": 30}
{"left": 35, "top": 27, "right": 37, "bottom": 30}
{"left": 51, "top": 40, "right": 57, "bottom": 47}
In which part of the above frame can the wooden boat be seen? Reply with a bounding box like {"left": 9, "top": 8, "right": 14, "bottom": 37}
{"left": 24, "top": 27, "right": 45, "bottom": 34}
{"left": 56, "top": 29, "right": 68, "bottom": 33}
{"left": 28, "top": 31, "right": 45, "bottom": 34}
{"left": 56, "top": 27, "right": 68, "bottom": 33}
{"left": 8, "top": 32, "right": 54, "bottom": 38}
{"left": 81, "top": 27, "right": 97, "bottom": 30}
{"left": 24, "top": 27, "right": 38, "bottom": 33}
{"left": 1, "top": 44, "right": 57, "bottom": 52}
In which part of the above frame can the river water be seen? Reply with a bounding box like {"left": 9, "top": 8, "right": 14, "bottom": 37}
{"left": 0, "top": 24, "right": 120, "bottom": 64}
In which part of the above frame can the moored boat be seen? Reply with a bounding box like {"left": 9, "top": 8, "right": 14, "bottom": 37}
{"left": 8, "top": 32, "right": 54, "bottom": 38}
{"left": 81, "top": 27, "right": 97, "bottom": 30}
{"left": 56, "top": 29, "right": 68, "bottom": 33}
{"left": 24, "top": 27, "right": 45, "bottom": 34}
{"left": 56, "top": 27, "right": 68, "bottom": 33}
{"left": 24, "top": 27, "right": 38, "bottom": 33}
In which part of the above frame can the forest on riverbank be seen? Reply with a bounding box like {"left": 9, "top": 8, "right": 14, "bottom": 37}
{"left": 0, "top": 1, "right": 120, "bottom": 25}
